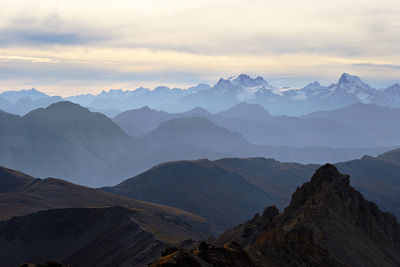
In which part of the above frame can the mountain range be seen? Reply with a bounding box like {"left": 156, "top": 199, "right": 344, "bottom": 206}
{"left": 114, "top": 102, "right": 400, "bottom": 148}
{"left": 1, "top": 73, "right": 399, "bottom": 116}
{"left": 0, "top": 101, "right": 395, "bottom": 186}
{"left": 102, "top": 148, "right": 400, "bottom": 230}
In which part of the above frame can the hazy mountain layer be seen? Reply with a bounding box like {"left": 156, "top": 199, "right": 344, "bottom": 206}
{"left": 305, "top": 103, "right": 400, "bottom": 146}
{"left": 115, "top": 102, "right": 397, "bottom": 148}
{"left": 1, "top": 101, "right": 394, "bottom": 187}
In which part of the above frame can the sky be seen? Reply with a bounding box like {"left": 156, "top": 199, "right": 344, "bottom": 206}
{"left": 0, "top": 0, "right": 400, "bottom": 96}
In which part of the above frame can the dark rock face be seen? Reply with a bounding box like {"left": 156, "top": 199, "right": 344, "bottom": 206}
{"left": 153, "top": 164, "right": 400, "bottom": 266}
{"left": 150, "top": 242, "right": 255, "bottom": 267}
{"left": 19, "top": 261, "right": 65, "bottom": 267}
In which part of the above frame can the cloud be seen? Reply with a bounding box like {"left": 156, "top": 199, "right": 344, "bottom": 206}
{"left": 1, "top": 31, "right": 81, "bottom": 45}
{"left": 0, "top": 0, "right": 399, "bottom": 94}
{"left": 0, "top": 14, "right": 107, "bottom": 46}
{"left": 353, "top": 63, "right": 400, "bottom": 70}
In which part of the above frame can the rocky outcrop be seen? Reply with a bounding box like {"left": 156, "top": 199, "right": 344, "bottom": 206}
{"left": 150, "top": 242, "right": 255, "bottom": 267}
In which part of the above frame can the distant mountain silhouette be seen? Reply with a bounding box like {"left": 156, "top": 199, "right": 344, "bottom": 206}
{"left": 143, "top": 117, "right": 251, "bottom": 155}
{"left": 218, "top": 102, "right": 271, "bottom": 121}
{"left": 305, "top": 103, "right": 400, "bottom": 146}
{"left": 0, "top": 88, "right": 49, "bottom": 103}
{"left": 377, "top": 147, "right": 400, "bottom": 165}
{"left": 153, "top": 164, "right": 400, "bottom": 266}
{"left": 114, "top": 106, "right": 173, "bottom": 136}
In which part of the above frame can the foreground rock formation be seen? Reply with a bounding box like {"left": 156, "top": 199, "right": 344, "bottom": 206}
{"left": 152, "top": 164, "right": 400, "bottom": 266}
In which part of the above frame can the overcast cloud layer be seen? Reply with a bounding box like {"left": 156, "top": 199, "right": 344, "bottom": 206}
{"left": 1, "top": 0, "right": 399, "bottom": 95}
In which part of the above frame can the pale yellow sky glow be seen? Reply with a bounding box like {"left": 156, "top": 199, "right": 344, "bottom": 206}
{"left": 1, "top": 0, "right": 399, "bottom": 95}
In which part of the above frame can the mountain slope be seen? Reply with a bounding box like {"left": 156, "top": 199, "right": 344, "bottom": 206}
{"left": 103, "top": 159, "right": 274, "bottom": 230}
{"left": 0, "top": 165, "right": 216, "bottom": 266}
{"left": 0, "top": 166, "right": 213, "bottom": 236}
{"left": 0, "top": 207, "right": 167, "bottom": 267}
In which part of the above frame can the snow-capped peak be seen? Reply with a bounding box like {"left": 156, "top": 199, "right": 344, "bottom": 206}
{"left": 215, "top": 78, "right": 233, "bottom": 88}
{"left": 338, "top": 73, "right": 364, "bottom": 86}
{"left": 303, "top": 81, "right": 323, "bottom": 91}
{"left": 384, "top": 83, "right": 400, "bottom": 93}
{"left": 228, "top": 74, "right": 270, "bottom": 88}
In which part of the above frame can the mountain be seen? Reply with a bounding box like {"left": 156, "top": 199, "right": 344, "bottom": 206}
{"left": 377, "top": 147, "right": 400, "bottom": 165}
{"left": 0, "top": 88, "right": 49, "bottom": 103}
{"left": 5, "top": 96, "right": 64, "bottom": 115}
{"left": 154, "top": 164, "right": 400, "bottom": 266}
{"left": 218, "top": 102, "right": 271, "bottom": 121}
{"left": 279, "top": 73, "right": 377, "bottom": 114}
{"left": 114, "top": 106, "right": 173, "bottom": 136}
{"left": 0, "top": 89, "right": 63, "bottom": 115}
{"left": 142, "top": 117, "right": 251, "bottom": 155}
{"left": 0, "top": 101, "right": 141, "bottom": 185}
{"left": 103, "top": 159, "right": 274, "bottom": 230}
{"left": 304, "top": 103, "right": 400, "bottom": 146}
{"left": 0, "top": 97, "right": 11, "bottom": 110}
{"left": 0, "top": 165, "right": 215, "bottom": 266}
{"left": 378, "top": 83, "right": 400, "bottom": 107}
